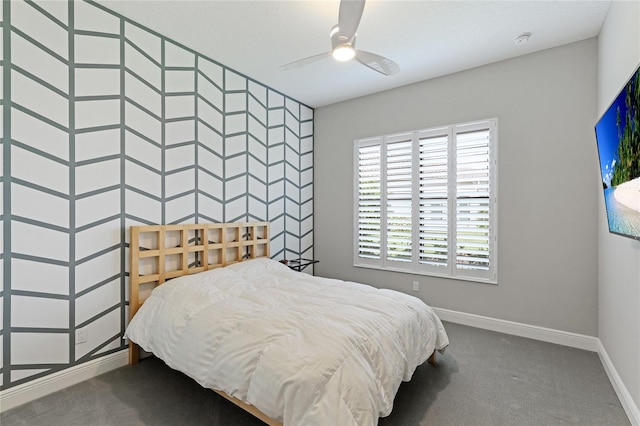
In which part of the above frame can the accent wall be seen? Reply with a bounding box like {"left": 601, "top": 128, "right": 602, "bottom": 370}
{"left": 0, "top": 0, "right": 314, "bottom": 391}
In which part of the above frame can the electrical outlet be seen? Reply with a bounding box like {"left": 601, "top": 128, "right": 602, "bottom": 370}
{"left": 412, "top": 281, "right": 420, "bottom": 292}
{"left": 76, "top": 328, "right": 88, "bottom": 344}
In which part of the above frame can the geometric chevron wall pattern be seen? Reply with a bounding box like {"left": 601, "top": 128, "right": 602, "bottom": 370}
{"left": 0, "top": 0, "right": 313, "bottom": 390}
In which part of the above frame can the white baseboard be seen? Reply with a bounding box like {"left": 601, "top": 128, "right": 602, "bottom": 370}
{"left": 0, "top": 350, "right": 128, "bottom": 412}
{"left": 597, "top": 340, "right": 640, "bottom": 426}
{"left": 432, "top": 307, "right": 599, "bottom": 351}
{"left": 433, "top": 306, "right": 639, "bottom": 425}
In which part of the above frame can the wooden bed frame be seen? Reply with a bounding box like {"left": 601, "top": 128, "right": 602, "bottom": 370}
{"left": 128, "top": 222, "right": 281, "bottom": 425}
{"left": 128, "top": 221, "right": 436, "bottom": 426}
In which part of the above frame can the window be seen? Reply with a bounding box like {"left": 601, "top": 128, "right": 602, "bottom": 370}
{"left": 354, "top": 119, "right": 497, "bottom": 283}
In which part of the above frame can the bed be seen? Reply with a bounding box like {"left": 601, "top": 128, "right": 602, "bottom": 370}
{"left": 125, "top": 222, "right": 449, "bottom": 425}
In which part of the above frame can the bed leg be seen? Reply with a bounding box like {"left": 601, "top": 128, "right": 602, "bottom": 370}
{"left": 129, "top": 343, "right": 140, "bottom": 366}
{"left": 428, "top": 350, "right": 436, "bottom": 365}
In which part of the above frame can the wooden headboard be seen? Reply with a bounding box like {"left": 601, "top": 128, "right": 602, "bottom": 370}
{"left": 128, "top": 221, "right": 269, "bottom": 364}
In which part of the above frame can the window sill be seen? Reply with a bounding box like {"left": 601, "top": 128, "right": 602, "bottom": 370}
{"left": 353, "top": 262, "right": 498, "bottom": 285}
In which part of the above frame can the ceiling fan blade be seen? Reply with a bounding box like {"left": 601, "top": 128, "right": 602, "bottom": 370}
{"left": 338, "top": 0, "right": 365, "bottom": 42}
{"left": 279, "top": 52, "right": 331, "bottom": 71}
{"left": 355, "top": 50, "right": 400, "bottom": 76}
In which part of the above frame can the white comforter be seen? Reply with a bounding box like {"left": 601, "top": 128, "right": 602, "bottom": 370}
{"left": 125, "top": 258, "right": 449, "bottom": 425}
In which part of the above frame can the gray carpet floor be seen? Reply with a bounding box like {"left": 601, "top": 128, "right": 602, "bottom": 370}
{"left": 1, "top": 322, "right": 630, "bottom": 426}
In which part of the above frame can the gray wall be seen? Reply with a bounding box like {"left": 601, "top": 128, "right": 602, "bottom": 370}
{"left": 315, "top": 39, "right": 599, "bottom": 336}
{"left": 597, "top": 0, "right": 640, "bottom": 414}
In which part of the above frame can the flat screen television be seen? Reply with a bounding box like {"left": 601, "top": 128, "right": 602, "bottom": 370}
{"left": 594, "top": 62, "right": 640, "bottom": 241}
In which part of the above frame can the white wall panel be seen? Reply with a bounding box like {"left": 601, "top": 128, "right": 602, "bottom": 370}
{"left": 198, "top": 195, "right": 223, "bottom": 221}
{"left": 75, "top": 159, "right": 120, "bottom": 195}
{"left": 11, "top": 221, "right": 69, "bottom": 262}
{"left": 75, "top": 310, "right": 120, "bottom": 361}
{"left": 76, "top": 68, "right": 120, "bottom": 98}
{"left": 125, "top": 103, "right": 161, "bottom": 142}
{"left": 248, "top": 175, "right": 266, "bottom": 200}
{"left": 249, "top": 98, "right": 267, "bottom": 124}
{"left": 75, "top": 219, "right": 121, "bottom": 261}
{"left": 198, "top": 58, "right": 223, "bottom": 87}
{"left": 165, "top": 41, "right": 195, "bottom": 67}
{"left": 198, "top": 146, "right": 223, "bottom": 174}
{"left": 11, "top": 184, "right": 68, "bottom": 228}
{"left": 125, "top": 22, "right": 161, "bottom": 63}
{"left": 226, "top": 155, "right": 246, "bottom": 180}
{"left": 34, "top": 1, "right": 66, "bottom": 25}
{"left": 75, "top": 99, "right": 120, "bottom": 130}
{"left": 12, "top": 71, "right": 68, "bottom": 127}
{"left": 226, "top": 92, "right": 246, "bottom": 113}
{"left": 12, "top": 333, "right": 68, "bottom": 365}
{"left": 12, "top": 296, "right": 68, "bottom": 329}
{"left": 269, "top": 202, "right": 285, "bottom": 221}
{"left": 11, "top": 147, "right": 69, "bottom": 193}
{"left": 75, "top": 35, "right": 120, "bottom": 65}
{"left": 226, "top": 134, "right": 247, "bottom": 157}
{"left": 11, "top": 369, "right": 48, "bottom": 383}
{"left": 125, "top": 191, "right": 161, "bottom": 223}
{"left": 75, "top": 249, "right": 120, "bottom": 294}
{"left": 198, "top": 75, "right": 223, "bottom": 107}
{"left": 125, "top": 130, "right": 161, "bottom": 171}
{"left": 12, "top": 34, "right": 68, "bottom": 93}
{"left": 125, "top": 73, "right": 161, "bottom": 117}
{"left": 198, "top": 169, "right": 223, "bottom": 197}
{"left": 198, "top": 122, "right": 223, "bottom": 153}
{"left": 11, "top": 1, "right": 67, "bottom": 59}
{"left": 249, "top": 157, "right": 266, "bottom": 181}
{"left": 165, "top": 95, "right": 195, "bottom": 120}
{"left": 225, "top": 198, "right": 246, "bottom": 222}
{"left": 75, "top": 1, "right": 120, "bottom": 34}
{"left": 269, "top": 109, "right": 285, "bottom": 127}
{"left": 165, "top": 144, "right": 195, "bottom": 171}
{"left": 225, "top": 174, "right": 247, "bottom": 202}
{"left": 165, "top": 119, "right": 195, "bottom": 145}
{"left": 75, "top": 189, "right": 120, "bottom": 228}
{"left": 166, "top": 194, "right": 196, "bottom": 223}
{"left": 249, "top": 137, "right": 267, "bottom": 163}
{"left": 12, "top": 259, "right": 69, "bottom": 295}
{"left": 249, "top": 118, "right": 266, "bottom": 142}
{"left": 165, "top": 70, "right": 194, "bottom": 93}
{"left": 75, "top": 278, "right": 120, "bottom": 325}
{"left": 248, "top": 197, "right": 267, "bottom": 220}
{"left": 165, "top": 169, "right": 194, "bottom": 198}
{"left": 76, "top": 129, "right": 120, "bottom": 163}
{"left": 197, "top": 99, "right": 224, "bottom": 132}
{"left": 225, "top": 113, "right": 246, "bottom": 135}
{"left": 225, "top": 70, "right": 246, "bottom": 91}
{"left": 125, "top": 45, "right": 161, "bottom": 90}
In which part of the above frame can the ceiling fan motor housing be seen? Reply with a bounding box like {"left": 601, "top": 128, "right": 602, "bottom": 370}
{"left": 330, "top": 24, "right": 356, "bottom": 49}
{"left": 330, "top": 24, "right": 356, "bottom": 61}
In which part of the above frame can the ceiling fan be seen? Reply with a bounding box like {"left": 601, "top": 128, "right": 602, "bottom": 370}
{"left": 279, "top": 0, "right": 400, "bottom": 76}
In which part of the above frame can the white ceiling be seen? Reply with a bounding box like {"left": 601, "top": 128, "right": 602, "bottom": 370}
{"left": 98, "top": 0, "right": 612, "bottom": 108}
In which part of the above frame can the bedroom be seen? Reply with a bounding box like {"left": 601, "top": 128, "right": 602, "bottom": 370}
{"left": 0, "top": 0, "right": 639, "bottom": 425}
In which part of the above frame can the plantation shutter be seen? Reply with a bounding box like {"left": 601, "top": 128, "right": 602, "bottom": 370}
{"left": 356, "top": 143, "right": 382, "bottom": 261}
{"left": 354, "top": 119, "right": 496, "bottom": 283}
{"left": 386, "top": 136, "right": 413, "bottom": 263}
{"left": 455, "top": 127, "right": 492, "bottom": 272}
{"left": 418, "top": 132, "right": 449, "bottom": 268}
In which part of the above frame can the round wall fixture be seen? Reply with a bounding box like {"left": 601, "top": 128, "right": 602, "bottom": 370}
{"left": 514, "top": 33, "right": 531, "bottom": 45}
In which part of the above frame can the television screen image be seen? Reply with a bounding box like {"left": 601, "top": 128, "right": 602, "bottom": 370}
{"left": 594, "top": 62, "right": 640, "bottom": 241}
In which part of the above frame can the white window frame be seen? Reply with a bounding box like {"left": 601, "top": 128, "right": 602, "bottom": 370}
{"left": 353, "top": 119, "right": 498, "bottom": 284}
